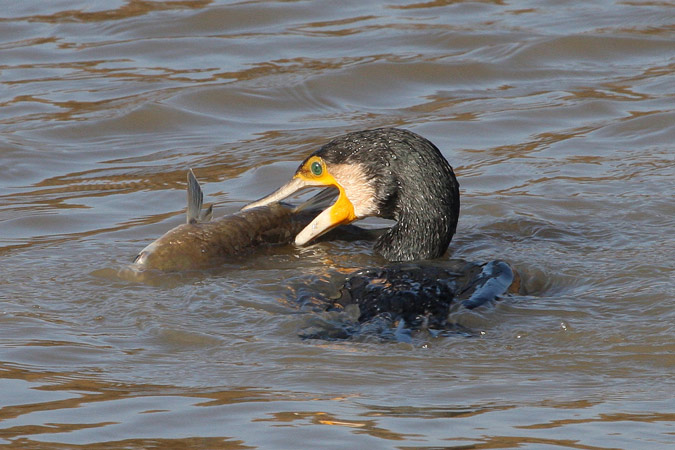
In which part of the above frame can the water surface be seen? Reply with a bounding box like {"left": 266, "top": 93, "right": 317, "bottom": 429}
{"left": 1, "top": 1, "right": 673, "bottom": 448}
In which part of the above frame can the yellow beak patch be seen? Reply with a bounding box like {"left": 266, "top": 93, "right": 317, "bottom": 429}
{"left": 294, "top": 156, "right": 357, "bottom": 244}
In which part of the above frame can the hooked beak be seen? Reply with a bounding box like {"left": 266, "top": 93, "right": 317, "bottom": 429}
{"left": 242, "top": 173, "right": 356, "bottom": 246}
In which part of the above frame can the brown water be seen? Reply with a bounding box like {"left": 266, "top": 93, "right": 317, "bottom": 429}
{"left": 1, "top": 1, "right": 674, "bottom": 448}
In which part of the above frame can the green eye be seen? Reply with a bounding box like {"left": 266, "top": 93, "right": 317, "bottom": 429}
{"left": 310, "top": 161, "right": 323, "bottom": 176}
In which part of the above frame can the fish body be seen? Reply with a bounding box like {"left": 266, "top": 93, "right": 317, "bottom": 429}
{"left": 133, "top": 203, "right": 316, "bottom": 271}
{"left": 133, "top": 169, "right": 326, "bottom": 272}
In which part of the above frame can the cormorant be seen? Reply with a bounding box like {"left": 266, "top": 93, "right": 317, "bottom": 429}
{"left": 244, "top": 128, "right": 514, "bottom": 337}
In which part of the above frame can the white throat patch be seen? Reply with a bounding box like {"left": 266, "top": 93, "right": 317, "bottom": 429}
{"left": 328, "top": 163, "right": 378, "bottom": 219}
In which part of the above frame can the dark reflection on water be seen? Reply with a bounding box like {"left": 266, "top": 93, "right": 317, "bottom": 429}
{"left": 1, "top": 0, "right": 674, "bottom": 448}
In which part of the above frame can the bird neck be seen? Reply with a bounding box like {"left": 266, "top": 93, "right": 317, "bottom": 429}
{"left": 374, "top": 191, "right": 458, "bottom": 261}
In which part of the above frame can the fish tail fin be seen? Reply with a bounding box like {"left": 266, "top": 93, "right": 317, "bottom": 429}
{"left": 187, "top": 169, "right": 205, "bottom": 224}
{"left": 294, "top": 187, "right": 338, "bottom": 213}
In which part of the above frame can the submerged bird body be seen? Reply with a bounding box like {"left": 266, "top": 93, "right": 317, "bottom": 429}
{"left": 299, "top": 259, "right": 516, "bottom": 339}
{"left": 333, "top": 260, "right": 515, "bottom": 326}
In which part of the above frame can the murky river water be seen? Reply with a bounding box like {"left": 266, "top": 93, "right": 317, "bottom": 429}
{"left": 1, "top": 1, "right": 674, "bottom": 448}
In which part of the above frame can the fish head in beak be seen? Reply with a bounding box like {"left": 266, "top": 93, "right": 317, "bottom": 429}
{"left": 242, "top": 155, "right": 376, "bottom": 246}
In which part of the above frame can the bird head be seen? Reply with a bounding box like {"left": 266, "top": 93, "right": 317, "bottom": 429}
{"left": 242, "top": 128, "right": 460, "bottom": 261}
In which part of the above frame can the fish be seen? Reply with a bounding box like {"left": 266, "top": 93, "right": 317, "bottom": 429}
{"left": 132, "top": 169, "right": 337, "bottom": 272}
